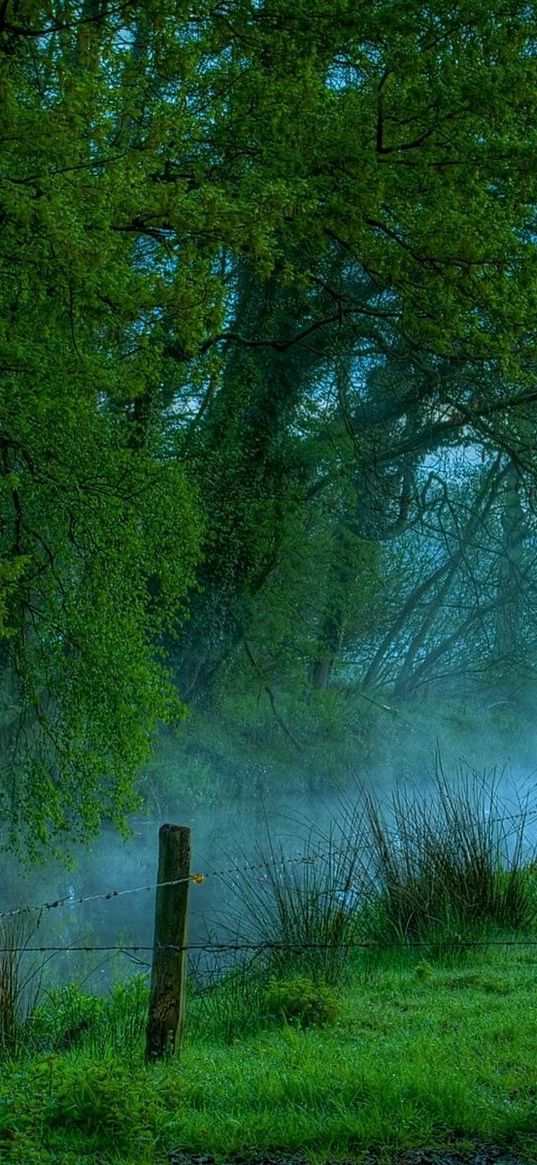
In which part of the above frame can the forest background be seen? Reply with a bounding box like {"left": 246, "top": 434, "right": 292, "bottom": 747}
{"left": 2, "top": 0, "right": 537, "bottom": 865}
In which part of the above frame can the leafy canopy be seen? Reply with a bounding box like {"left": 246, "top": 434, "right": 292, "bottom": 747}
{"left": 1, "top": 0, "right": 537, "bottom": 854}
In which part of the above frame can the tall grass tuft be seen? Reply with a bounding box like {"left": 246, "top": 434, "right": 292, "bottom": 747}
{"left": 220, "top": 823, "right": 370, "bottom": 986}
{"left": 28, "top": 976, "right": 149, "bottom": 1061}
{"left": 0, "top": 913, "right": 45, "bottom": 1057}
{"left": 222, "top": 763, "right": 537, "bottom": 985}
{"left": 334, "top": 763, "right": 537, "bottom": 955}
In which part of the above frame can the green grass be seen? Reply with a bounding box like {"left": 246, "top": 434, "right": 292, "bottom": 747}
{"left": 1, "top": 766, "right": 536, "bottom": 1163}
{"left": 2, "top": 942, "right": 537, "bottom": 1164}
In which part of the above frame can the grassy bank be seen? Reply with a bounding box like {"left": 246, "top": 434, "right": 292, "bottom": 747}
{"left": 1, "top": 941, "right": 537, "bottom": 1165}
{"left": 1, "top": 766, "right": 536, "bottom": 1164}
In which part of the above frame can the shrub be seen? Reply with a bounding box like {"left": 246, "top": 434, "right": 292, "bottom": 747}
{"left": 261, "top": 975, "right": 340, "bottom": 1028}
{"left": 28, "top": 984, "right": 101, "bottom": 1054}
{"left": 43, "top": 1059, "right": 163, "bottom": 1150}
{"left": 95, "top": 975, "right": 148, "bottom": 1060}
{"left": 187, "top": 965, "right": 265, "bottom": 1044}
{"left": 27, "top": 976, "right": 149, "bottom": 1061}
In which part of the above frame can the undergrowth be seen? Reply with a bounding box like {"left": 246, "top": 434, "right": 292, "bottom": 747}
{"left": 3, "top": 764, "right": 537, "bottom": 1054}
{"left": 0, "top": 765, "right": 536, "bottom": 1161}
{"left": 218, "top": 764, "right": 537, "bottom": 988}
{"left": 1, "top": 944, "right": 537, "bottom": 1164}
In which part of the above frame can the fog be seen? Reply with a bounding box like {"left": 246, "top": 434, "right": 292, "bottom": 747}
{"left": 2, "top": 693, "right": 536, "bottom": 994}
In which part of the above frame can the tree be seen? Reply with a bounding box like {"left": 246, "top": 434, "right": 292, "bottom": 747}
{"left": 2, "top": 0, "right": 537, "bottom": 851}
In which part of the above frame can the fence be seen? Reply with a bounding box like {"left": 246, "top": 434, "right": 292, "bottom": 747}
{"left": 2, "top": 819, "right": 537, "bottom": 1061}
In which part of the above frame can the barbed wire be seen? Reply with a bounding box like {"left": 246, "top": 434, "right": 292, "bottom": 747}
{"left": 0, "top": 850, "right": 321, "bottom": 922}
{"left": 2, "top": 804, "right": 537, "bottom": 922}
{"left": 2, "top": 795, "right": 536, "bottom": 923}
{"left": 3, "top": 936, "right": 537, "bottom": 955}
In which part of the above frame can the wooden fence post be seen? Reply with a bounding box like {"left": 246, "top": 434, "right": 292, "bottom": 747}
{"left": 145, "top": 823, "right": 191, "bottom": 1062}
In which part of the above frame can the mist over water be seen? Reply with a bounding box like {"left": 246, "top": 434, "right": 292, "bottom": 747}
{"left": 2, "top": 694, "right": 537, "bottom": 993}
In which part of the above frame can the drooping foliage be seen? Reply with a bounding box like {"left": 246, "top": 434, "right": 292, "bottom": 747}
{"left": 1, "top": 0, "right": 537, "bottom": 852}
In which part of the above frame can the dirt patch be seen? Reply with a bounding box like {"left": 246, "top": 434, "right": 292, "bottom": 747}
{"left": 383, "top": 1149, "right": 529, "bottom": 1165}
{"left": 168, "top": 1147, "right": 532, "bottom": 1165}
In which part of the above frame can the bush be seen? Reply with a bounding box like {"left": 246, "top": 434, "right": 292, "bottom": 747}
{"left": 42, "top": 1059, "right": 164, "bottom": 1151}
{"left": 261, "top": 975, "right": 340, "bottom": 1028}
{"left": 28, "top": 984, "right": 102, "bottom": 1054}
{"left": 97, "top": 976, "right": 148, "bottom": 1059}
{"left": 27, "top": 976, "right": 148, "bottom": 1060}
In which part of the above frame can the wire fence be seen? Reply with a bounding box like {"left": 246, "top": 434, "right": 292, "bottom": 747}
{"left": 3, "top": 936, "right": 537, "bottom": 955}
{"left": 2, "top": 825, "right": 537, "bottom": 1062}
{"left": 3, "top": 798, "right": 536, "bottom": 922}
{"left": 3, "top": 825, "right": 537, "bottom": 973}
{"left": 0, "top": 849, "right": 320, "bottom": 920}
